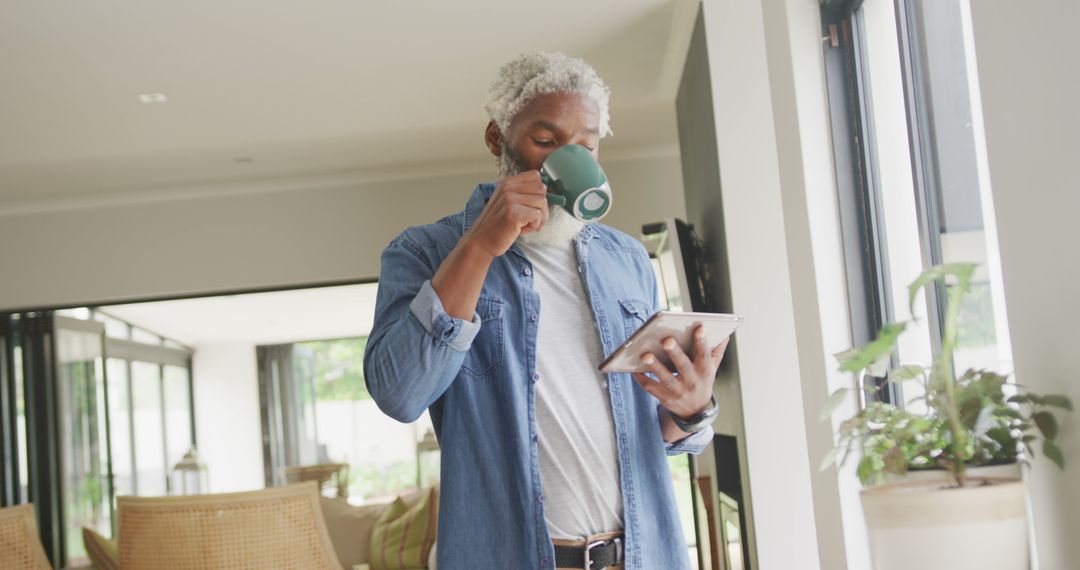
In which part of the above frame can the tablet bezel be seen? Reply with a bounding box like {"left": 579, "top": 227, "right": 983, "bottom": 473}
{"left": 598, "top": 311, "right": 742, "bottom": 374}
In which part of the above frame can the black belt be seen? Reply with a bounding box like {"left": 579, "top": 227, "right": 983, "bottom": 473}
{"left": 554, "top": 536, "right": 623, "bottom": 569}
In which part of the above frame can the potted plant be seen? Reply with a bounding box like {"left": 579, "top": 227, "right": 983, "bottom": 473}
{"left": 820, "top": 263, "right": 1071, "bottom": 570}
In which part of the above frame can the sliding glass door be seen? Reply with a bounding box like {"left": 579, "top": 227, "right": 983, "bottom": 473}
{"left": 258, "top": 338, "right": 438, "bottom": 503}
{"left": 104, "top": 334, "right": 195, "bottom": 498}
{"left": 54, "top": 316, "right": 112, "bottom": 563}
{"left": 1, "top": 310, "right": 195, "bottom": 567}
{"left": 257, "top": 344, "right": 320, "bottom": 486}
{"left": 0, "top": 313, "right": 112, "bottom": 565}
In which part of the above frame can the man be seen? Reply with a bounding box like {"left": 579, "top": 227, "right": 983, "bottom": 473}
{"left": 364, "top": 52, "right": 728, "bottom": 570}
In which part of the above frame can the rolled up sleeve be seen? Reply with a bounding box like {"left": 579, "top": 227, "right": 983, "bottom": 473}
{"left": 409, "top": 280, "right": 482, "bottom": 352}
{"left": 664, "top": 424, "right": 714, "bottom": 456}
{"left": 364, "top": 233, "right": 480, "bottom": 423}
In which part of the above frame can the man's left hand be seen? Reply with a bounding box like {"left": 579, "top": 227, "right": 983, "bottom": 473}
{"left": 631, "top": 326, "right": 730, "bottom": 419}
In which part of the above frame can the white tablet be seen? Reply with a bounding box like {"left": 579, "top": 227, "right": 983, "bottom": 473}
{"left": 598, "top": 311, "right": 742, "bottom": 374}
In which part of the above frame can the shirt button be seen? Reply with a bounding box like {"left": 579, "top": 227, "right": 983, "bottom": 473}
{"left": 537, "top": 492, "right": 544, "bottom": 503}
{"left": 523, "top": 267, "right": 532, "bottom": 276}
{"left": 540, "top": 557, "right": 549, "bottom": 566}
{"left": 531, "top": 433, "right": 538, "bottom": 443}
{"left": 530, "top": 313, "right": 539, "bottom": 322}
{"left": 530, "top": 373, "right": 539, "bottom": 383}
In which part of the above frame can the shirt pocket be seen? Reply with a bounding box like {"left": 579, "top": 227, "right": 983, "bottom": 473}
{"left": 617, "top": 298, "right": 652, "bottom": 342}
{"left": 461, "top": 295, "right": 505, "bottom": 378}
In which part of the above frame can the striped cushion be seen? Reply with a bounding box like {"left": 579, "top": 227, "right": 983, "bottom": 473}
{"left": 369, "top": 487, "right": 438, "bottom": 570}
{"left": 81, "top": 527, "right": 119, "bottom": 570}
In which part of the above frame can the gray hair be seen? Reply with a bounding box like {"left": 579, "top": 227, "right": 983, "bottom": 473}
{"left": 483, "top": 51, "right": 612, "bottom": 138}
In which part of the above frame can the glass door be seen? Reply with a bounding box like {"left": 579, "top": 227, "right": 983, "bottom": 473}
{"left": 102, "top": 338, "right": 195, "bottom": 497}
{"left": 54, "top": 316, "right": 112, "bottom": 564}
{"left": 0, "top": 313, "right": 114, "bottom": 566}
{"left": 257, "top": 344, "right": 320, "bottom": 486}
{"left": 0, "top": 317, "right": 31, "bottom": 507}
{"left": 1, "top": 310, "right": 194, "bottom": 567}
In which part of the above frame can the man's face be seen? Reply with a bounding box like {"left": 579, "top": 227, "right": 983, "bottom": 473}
{"left": 488, "top": 91, "right": 602, "bottom": 176}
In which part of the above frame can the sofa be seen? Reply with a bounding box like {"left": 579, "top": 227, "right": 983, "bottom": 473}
{"left": 320, "top": 487, "right": 438, "bottom": 570}
{"left": 80, "top": 485, "right": 438, "bottom": 570}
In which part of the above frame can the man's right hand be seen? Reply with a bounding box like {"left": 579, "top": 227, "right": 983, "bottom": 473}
{"left": 431, "top": 173, "right": 547, "bottom": 320}
{"left": 463, "top": 171, "right": 549, "bottom": 258}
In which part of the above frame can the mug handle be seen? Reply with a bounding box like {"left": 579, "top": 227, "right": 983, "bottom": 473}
{"left": 540, "top": 167, "right": 568, "bottom": 207}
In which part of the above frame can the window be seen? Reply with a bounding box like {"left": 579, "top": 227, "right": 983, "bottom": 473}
{"left": 1, "top": 337, "right": 31, "bottom": 506}
{"left": 106, "top": 358, "right": 194, "bottom": 498}
{"left": 258, "top": 337, "right": 435, "bottom": 503}
{"left": 822, "top": 0, "right": 1009, "bottom": 408}
{"left": 131, "top": 361, "right": 168, "bottom": 496}
{"left": 1, "top": 311, "right": 193, "bottom": 566}
{"left": 106, "top": 358, "right": 134, "bottom": 497}
{"left": 94, "top": 309, "right": 196, "bottom": 498}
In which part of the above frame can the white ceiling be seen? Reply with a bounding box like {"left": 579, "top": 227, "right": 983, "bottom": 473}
{"left": 100, "top": 283, "right": 379, "bottom": 346}
{"left": 0, "top": 0, "right": 697, "bottom": 209}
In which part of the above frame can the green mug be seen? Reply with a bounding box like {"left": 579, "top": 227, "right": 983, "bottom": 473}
{"left": 540, "top": 144, "right": 612, "bottom": 222}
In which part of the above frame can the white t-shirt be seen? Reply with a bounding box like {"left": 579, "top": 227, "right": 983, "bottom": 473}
{"left": 519, "top": 240, "right": 624, "bottom": 540}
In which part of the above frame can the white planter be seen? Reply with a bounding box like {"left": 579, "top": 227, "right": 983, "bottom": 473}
{"left": 860, "top": 477, "right": 1027, "bottom": 570}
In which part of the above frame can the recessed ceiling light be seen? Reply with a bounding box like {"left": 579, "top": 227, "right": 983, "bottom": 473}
{"left": 138, "top": 93, "right": 168, "bottom": 104}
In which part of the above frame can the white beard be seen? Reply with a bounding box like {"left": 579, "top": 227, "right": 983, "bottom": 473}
{"left": 517, "top": 204, "right": 586, "bottom": 247}
{"left": 498, "top": 141, "right": 587, "bottom": 248}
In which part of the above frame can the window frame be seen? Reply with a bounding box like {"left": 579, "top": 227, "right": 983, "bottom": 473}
{"left": 893, "top": 0, "right": 951, "bottom": 355}
{"left": 820, "top": 0, "right": 902, "bottom": 405}
{"left": 822, "top": 0, "right": 987, "bottom": 405}
{"left": 95, "top": 311, "right": 196, "bottom": 498}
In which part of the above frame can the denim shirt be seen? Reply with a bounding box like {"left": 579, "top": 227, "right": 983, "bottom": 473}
{"left": 364, "top": 183, "right": 713, "bottom": 570}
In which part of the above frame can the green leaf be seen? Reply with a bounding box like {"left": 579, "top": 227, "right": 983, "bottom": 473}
{"left": 1009, "top": 393, "right": 1047, "bottom": 406}
{"left": 907, "top": 263, "right": 977, "bottom": 316}
{"left": 1043, "top": 440, "right": 1065, "bottom": 470}
{"left": 889, "top": 365, "right": 926, "bottom": 382}
{"left": 1042, "top": 395, "right": 1074, "bottom": 411}
{"left": 1033, "top": 411, "right": 1059, "bottom": 441}
{"left": 833, "top": 347, "right": 859, "bottom": 367}
{"left": 997, "top": 407, "right": 1021, "bottom": 420}
{"left": 960, "top": 398, "right": 983, "bottom": 425}
{"left": 820, "top": 388, "right": 851, "bottom": 421}
{"left": 819, "top": 446, "right": 841, "bottom": 471}
{"left": 838, "top": 323, "right": 907, "bottom": 373}
{"left": 856, "top": 455, "right": 878, "bottom": 485}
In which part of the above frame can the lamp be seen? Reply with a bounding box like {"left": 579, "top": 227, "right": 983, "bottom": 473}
{"left": 171, "top": 448, "right": 209, "bottom": 495}
{"left": 415, "top": 429, "right": 440, "bottom": 489}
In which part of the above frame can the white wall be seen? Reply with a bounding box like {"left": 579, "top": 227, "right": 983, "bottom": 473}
{"left": 676, "top": 9, "right": 760, "bottom": 566}
{"left": 969, "top": 2, "right": 1080, "bottom": 568}
{"left": 696, "top": 0, "right": 826, "bottom": 567}
{"left": 760, "top": 1, "right": 871, "bottom": 568}
{"left": 0, "top": 152, "right": 685, "bottom": 311}
{"left": 191, "top": 342, "right": 264, "bottom": 493}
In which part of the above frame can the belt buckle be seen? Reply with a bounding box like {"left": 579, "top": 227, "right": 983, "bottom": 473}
{"left": 583, "top": 540, "right": 605, "bottom": 570}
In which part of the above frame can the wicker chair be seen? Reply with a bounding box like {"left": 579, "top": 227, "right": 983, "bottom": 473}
{"left": 117, "top": 482, "right": 343, "bottom": 570}
{"left": 282, "top": 463, "right": 350, "bottom": 500}
{"left": 0, "top": 504, "right": 51, "bottom": 570}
